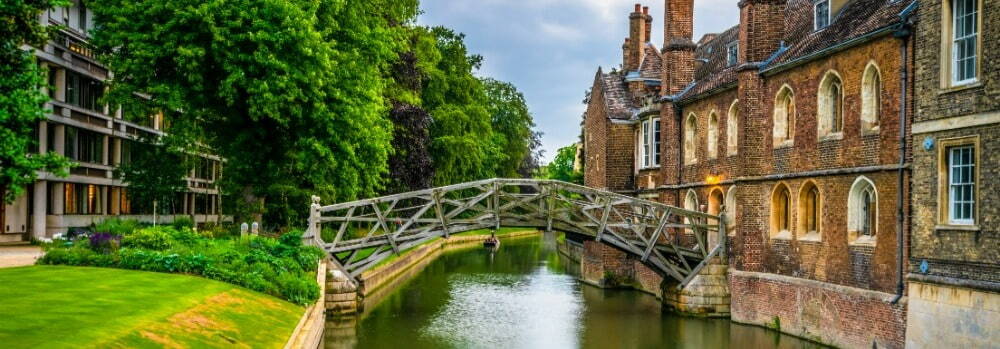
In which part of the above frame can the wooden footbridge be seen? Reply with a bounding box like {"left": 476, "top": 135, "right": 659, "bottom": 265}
{"left": 304, "top": 179, "right": 726, "bottom": 287}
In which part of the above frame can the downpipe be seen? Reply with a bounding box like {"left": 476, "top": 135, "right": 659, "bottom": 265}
{"left": 890, "top": 19, "right": 912, "bottom": 305}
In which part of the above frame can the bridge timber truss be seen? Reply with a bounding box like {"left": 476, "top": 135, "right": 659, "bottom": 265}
{"left": 304, "top": 179, "right": 726, "bottom": 288}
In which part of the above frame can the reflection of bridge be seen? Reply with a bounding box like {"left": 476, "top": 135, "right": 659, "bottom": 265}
{"left": 305, "top": 179, "right": 725, "bottom": 287}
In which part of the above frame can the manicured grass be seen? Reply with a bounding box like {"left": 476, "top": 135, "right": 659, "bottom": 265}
{"left": 0, "top": 266, "right": 303, "bottom": 348}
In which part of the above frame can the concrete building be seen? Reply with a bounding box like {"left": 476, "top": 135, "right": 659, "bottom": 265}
{"left": 583, "top": 1, "right": 916, "bottom": 347}
{"left": 905, "top": 0, "right": 999, "bottom": 346}
{"left": 0, "top": 0, "right": 225, "bottom": 243}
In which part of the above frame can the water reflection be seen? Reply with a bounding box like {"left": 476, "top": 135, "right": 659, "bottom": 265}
{"left": 331, "top": 234, "right": 826, "bottom": 349}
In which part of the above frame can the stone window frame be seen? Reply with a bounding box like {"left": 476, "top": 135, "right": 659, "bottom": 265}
{"left": 683, "top": 189, "right": 699, "bottom": 235}
{"left": 940, "top": 0, "right": 983, "bottom": 89}
{"left": 860, "top": 61, "right": 882, "bottom": 135}
{"left": 773, "top": 85, "right": 796, "bottom": 148}
{"left": 724, "top": 186, "right": 737, "bottom": 236}
{"left": 769, "top": 182, "right": 793, "bottom": 240}
{"left": 936, "top": 136, "right": 980, "bottom": 230}
{"left": 684, "top": 113, "right": 698, "bottom": 165}
{"left": 814, "top": 0, "right": 831, "bottom": 31}
{"left": 708, "top": 111, "right": 720, "bottom": 159}
{"left": 797, "top": 180, "right": 823, "bottom": 242}
{"left": 847, "top": 175, "right": 878, "bottom": 246}
{"left": 817, "top": 70, "right": 845, "bottom": 141}
{"left": 727, "top": 99, "right": 739, "bottom": 156}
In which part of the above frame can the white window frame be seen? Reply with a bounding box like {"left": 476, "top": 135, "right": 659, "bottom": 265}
{"left": 947, "top": 145, "right": 976, "bottom": 225}
{"left": 951, "top": 0, "right": 979, "bottom": 85}
{"left": 726, "top": 42, "right": 738, "bottom": 67}
{"left": 639, "top": 117, "right": 660, "bottom": 169}
{"left": 814, "top": 0, "right": 831, "bottom": 30}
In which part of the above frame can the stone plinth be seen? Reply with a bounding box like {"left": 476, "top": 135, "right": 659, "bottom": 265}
{"left": 325, "top": 267, "right": 358, "bottom": 315}
{"left": 662, "top": 257, "right": 730, "bottom": 317}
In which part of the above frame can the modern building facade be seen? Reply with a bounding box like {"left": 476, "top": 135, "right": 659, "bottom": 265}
{"left": 583, "top": 1, "right": 916, "bottom": 347}
{"left": 905, "top": 0, "right": 999, "bottom": 346}
{"left": 0, "top": 0, "right": 225, "bottom": 243}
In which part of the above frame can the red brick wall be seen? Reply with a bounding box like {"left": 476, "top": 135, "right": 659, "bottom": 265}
{"left": 584, "top": 76, "right": 609, "bottom": 189}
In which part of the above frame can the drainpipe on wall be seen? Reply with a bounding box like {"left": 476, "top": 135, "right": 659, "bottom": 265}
{"left": 890, "top": 11, "right": 914, "bottom": 305}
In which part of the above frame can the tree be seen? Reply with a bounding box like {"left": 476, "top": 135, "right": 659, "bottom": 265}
{"left": 115, "top": 134, "right": 190, "bottom": 217}
{"left": 88, "top": 0, "right": 418, "bottom": 225}
{"left": 0, "top": 0, "right": 70, "bottom": 230}
{"left": 482, "top": 78, "right": 537, "bottom": 178}
{"left": 540, "top": 145, "right": 583, "bottom": 184}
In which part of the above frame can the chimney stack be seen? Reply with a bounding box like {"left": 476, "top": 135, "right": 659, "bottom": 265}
{"left": 643, "top": 6, "right": 652, "bottom": 43}
{"left": 661, "top": 0, "right": 695, "bottom": 95}
{"left": 738, "top": 0, "right": 787, "bottom": 63}
{"left": 626, "top": 3, "right": 646, "bottom": 72}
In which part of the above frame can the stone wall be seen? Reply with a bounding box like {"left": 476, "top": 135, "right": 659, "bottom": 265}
{"left": 905, "top": 280, "right": 1000, "bottom": 348}
{"left": 730, "top": 270, "right": 906, "bottom": 349}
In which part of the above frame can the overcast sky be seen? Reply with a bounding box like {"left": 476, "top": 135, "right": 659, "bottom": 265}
{"left": 417, "top": 0, "right": 740, "bottom": 164}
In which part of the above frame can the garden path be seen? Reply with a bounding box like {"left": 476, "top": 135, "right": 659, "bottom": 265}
{"left": 0, "top": 246, "right": 43, "bottom": 268}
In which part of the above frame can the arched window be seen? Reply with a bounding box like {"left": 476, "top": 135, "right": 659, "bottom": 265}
{"left": 725, "top": 186, "right": 736, "bottom": 234}
{"left": 770, "top": 183, "right": 792, "bottom": 239}
{"left": 817, "top": 71, "right": 844, "bottom": 138}
{"left": 773, "top": 85, "right": 795, "bottom": 146}
{"left": 708, "top": 188, "right": 724, "bottom": 216}
{"left": 684, "top": 189, "right": 699, "bottom": 234}
{"left": 861, "top": 63, "right": 882, "bottom": 132}
{"left": 708, "top": 112, "right": 719, "bottom": 159}
{"left": 797, "top": 181, "right": 822, "bottom": 240}
{"left": 727, "top": 100, "right": 739, "bottom": 156}
{"left": 848, "top": 176, "right": 878, "bottom": 244}
{"left": 684, "top": 113, "right": 698, "bottom": 164}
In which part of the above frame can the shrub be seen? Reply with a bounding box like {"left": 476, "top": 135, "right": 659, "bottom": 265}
{"left": 171, "top": 216, "right": 194, "bottom": 231}
{"left": 93, "top": 219, "right": 142, "bottom": 235}
{"left": 39, "top": 225, "right": 324, "bottom": 305}
{"left": 121, "top": 228, "right": 171, "bottom": 250}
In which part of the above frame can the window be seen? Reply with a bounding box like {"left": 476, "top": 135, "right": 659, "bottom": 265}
{"left": 64, "top": 184, "right": 101, "bottom": 215}
{"left": 818, "top": 71, "right": 844, "bottom": 137}
{"left": 65, "top": 126, "right": 104, "bottom": 164}
{"left": 638, "top": 117, "right": 660, "bottom": 168}
{"left": 948, "top": 146, "right": 976, "bottom": 224}
{"left": 798, "top": 182, "right": 821, "bottom": 240}
{"left": 848, "top": 176, "right": 878, "bottom": 243}
{"left": 65, "top": 71, "right": 103, "bottom": 112}
{"left": 685, "top": 114, "right": 698, "bottom": 164}
{"left": 708, "top": 112, "right": 719, "bottom": 159}
{"left": 773, "top": 86, "right": 795, "bottom": 146}
{"left": 727, "top": 100, "right": 738, "bottom": 156}
{"left": 684, "top": 190, "right": 699, "bottom": 234}
{"left": 770, "top": 183, "right": 792, "bottom": 239}
{"left": 814, "top": 0, "right": 830, "bottom": 30}
{"left": 951, "top": 0, "right": 978, "bottom": 84}
{"left": 861, "top": 63, "right": 881, "bottom": 132}
{"left": 726, "top": 42, "right": 738, "bottom": 66}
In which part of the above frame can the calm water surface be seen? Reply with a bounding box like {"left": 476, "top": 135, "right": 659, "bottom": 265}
{"left": 330, "top": 234, "right": 825, "bottom": 349}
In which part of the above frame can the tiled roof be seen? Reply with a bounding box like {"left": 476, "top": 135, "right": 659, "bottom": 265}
{"left": 599, "top": 70, "right": 634, "bottom": 120}
{"left": 638, "top": 44, "right": 663, "bottom": 79}
{"left": 673, "top": 0, "right": 913, "bottom": 103}
{"left": 768, "top": 0, "right": 913, "bottom": 68}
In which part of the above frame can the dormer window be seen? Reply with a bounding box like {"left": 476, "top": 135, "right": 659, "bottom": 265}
{"left": 814, "top": 0, "right": 831, "bottom": 30}
{"left": 726, "top": 42, "right": 738, "bottom": 66}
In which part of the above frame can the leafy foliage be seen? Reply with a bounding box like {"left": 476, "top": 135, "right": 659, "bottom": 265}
{"left": 39, "top": 226, "right": 324, "bottom": 305}
{"left": 115, "top": 135, "right": 190, "bottom": 215}
{"left": 538, "top": 145, "right": 583, "bottom": 184}
{"left": 0, "top": 0, "right": 70, "bottom": 204}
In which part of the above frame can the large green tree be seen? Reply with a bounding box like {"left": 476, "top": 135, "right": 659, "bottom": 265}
{"left": 0, "top": 0, "right": 70, "bottom": 223}
{"left": 88, "top": 0, "right": 417, "bottom": 225}
{"left": 539, "top": 145, "right": 582, "bottom": 184}
{"left": 482, "top": 78, "right": 538, "bottom": 178}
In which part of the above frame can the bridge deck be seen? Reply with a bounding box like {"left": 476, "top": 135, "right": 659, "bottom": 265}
{"left": 305, "top": 179, "right": 726, "bottom": 287}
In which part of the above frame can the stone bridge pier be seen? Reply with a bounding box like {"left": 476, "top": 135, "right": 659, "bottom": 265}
{"left": 576, "top": 239, "right": 730, "bottom": 317}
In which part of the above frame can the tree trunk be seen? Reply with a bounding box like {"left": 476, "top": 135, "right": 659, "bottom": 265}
{"left": 1, "top": 185, "right": 6, "bottom": 234}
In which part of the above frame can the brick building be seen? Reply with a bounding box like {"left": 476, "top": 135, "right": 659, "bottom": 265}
{"left": 0, "top": 0, "right": 226, "bottom": 243}
{"left": 905, "top": 0, "right": 999, "bottom": 346}
{"left": 583, "top": 1, "right": 916, "bottom": 347}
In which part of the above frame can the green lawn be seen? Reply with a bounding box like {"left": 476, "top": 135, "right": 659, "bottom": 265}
{"left": 0, "top": 266, "right": 303, "bottom": 348}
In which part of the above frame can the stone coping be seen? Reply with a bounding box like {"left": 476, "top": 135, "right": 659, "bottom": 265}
{"left": 284, "top": 260, "right": 327, "bottom": 349}
{"left": 730, "top": 269, "right": 905, "bottom": 304}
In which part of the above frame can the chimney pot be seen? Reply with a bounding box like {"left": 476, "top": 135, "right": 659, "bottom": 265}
{"left": 643, "top": 6, "right": 649, "bottom": 15}
{"left": 635, "top": 4, "right": 642, "bottom": 12}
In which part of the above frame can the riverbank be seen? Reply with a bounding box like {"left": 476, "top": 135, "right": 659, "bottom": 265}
{"left": 0, "top": 266, "right": 302, "bottom": 348}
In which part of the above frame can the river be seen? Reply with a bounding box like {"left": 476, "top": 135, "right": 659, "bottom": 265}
{"left": 329, "top": 233, "right": 826, "bottom": 349}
